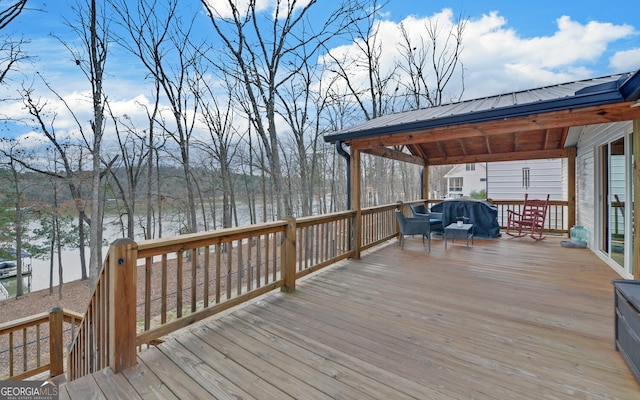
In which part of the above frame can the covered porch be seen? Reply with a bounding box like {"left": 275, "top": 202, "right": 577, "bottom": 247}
{"left": 60, "top": 236, "right": 639, "bottom": 399}
{"left": 327, "top": 70, "right": 640, "bottom": 279}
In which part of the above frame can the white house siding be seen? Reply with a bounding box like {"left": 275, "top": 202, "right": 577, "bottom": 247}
{"left": 486, "top": 159, "right": 564, "bottom": 200}
{"left": 575, "top": 121, "right": 632, "bottom": 278}
{"left": 443, "top": 163, "right": 487, "bottom": 198}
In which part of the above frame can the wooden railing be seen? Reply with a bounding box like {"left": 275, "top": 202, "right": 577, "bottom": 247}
{"left": 0, "top": 308, "right": 82, "bottom": 380}
{"left": 361, "top": 204, "right": 402, "bottom": 250}
{"left": 425, "top": 198, "right": 570, "bottom": 234}
{"left": 66, "top": 211, "right": 366, "bottom": 380}
{"left": 491, "top": 199, "right": 569, "bottom": 234}
{"left": 3, "top": 198, "right": 571, "bottom": 381}
{"left": 295, "top": 211, "right": 355, "bottom": 278}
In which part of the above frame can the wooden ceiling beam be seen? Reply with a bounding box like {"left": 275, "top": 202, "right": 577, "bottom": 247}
{"left": 426, "top": 148, "right": 570, "bottom": 166}
{"left": 348, "top": 102, "right": 640, "bottom": 150}
{"left": 361, "top": 146, "right": 426, "bottom": 166}
{"left": 407, "top": 143, "right": 427, "bottom": 159}
{"left": 484, "top": 136, "right": 492, "bottom": 154}
{"left": 458, "top": 139, "right": 468, "bottom": 155}
{"left": 543, "top": 129, "right": 550, "bottom": 149}
{"left": 435, "top": 141, "right": 446, "bottom": 157}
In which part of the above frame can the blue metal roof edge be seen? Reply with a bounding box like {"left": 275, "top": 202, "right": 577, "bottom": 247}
{"left": 324, "top": 70, "right": 640, "bottom": 143}
{"left": 620, "top": 69, "right": 640, "bottom": 101}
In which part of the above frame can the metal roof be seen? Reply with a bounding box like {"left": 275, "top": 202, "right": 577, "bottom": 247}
{"left": 324, "top": 69, "right": 640, "bottom": 165}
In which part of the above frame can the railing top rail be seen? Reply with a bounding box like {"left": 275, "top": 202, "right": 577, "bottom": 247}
{"left": 62, "top": 309, "right": 84, "bottom": 323}
{"left": 361, "top": 203, "right": 402, "bottom": 214}
{"left": 490, "top": 199, "right": 568, "bottom": 206}
{"left": 0, "top": 312, "right": 49, "bottom": 334}
{"left": 136, "top": 220, "right": 289, "bottom": 256}
{"left": 296, "top": 210, "right": 356, "bottom": 227}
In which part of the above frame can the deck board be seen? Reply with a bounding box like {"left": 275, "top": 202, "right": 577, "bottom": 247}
{"left": 61, "top": 236, "right": 640, "bottom": 399}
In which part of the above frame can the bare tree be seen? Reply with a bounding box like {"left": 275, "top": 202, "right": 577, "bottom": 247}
{"left": 0, "top": 0, "right": 26, "bottom": 30}
{"left": 19, "top": 87, "right": 93, "bottom": 281}
{"left": 277, "top": 59, "right": 337, "bottom": 216}
{"left": 201, "top": 0, "right": 367, "bottom": 220}
{"left": 0, "top": 1, "right": 29, "bottom": 87}
{"left": 396, "top": 16, "right": 466, "bottom": 110}
{"left": 57, "top": 0, "right": 110, "bottom": 288}
{"left": 0, "top": 36, "right": 28, "bottom": 85}
{"left": 194, "top": 78, "right": 242, "bottom": 229}
{"left": 112, "top": 0, "right": 206, "bottom": 234}
{"left": 104, "top": 109, "right": 149, "bottom": 239}
{"left": 323, "top": 0, "right": 396, "bottom": 121}
{"left": 0, "top": 140, "right": 29, "bottom": 297}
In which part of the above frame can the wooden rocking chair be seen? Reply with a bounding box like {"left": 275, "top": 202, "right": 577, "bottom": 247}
{"left": 506, "top": 194, "right": 550, "bottom": 240}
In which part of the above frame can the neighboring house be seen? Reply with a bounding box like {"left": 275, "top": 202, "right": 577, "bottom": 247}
{"left": 486, "top": 159, "right": 566, "bottom": 201}
{"left": 443, "top": 163, "right": 486, "bottom": 198}
{"left": 443, "top": 159, "right": 566, "bottom": 201}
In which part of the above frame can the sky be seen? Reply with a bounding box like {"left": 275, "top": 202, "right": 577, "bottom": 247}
{"left": 1, "top": 0, "right": 639, "bottom": 141}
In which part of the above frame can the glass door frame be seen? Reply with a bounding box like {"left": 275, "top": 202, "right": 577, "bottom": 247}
{"left": 597, "top": 133, "right": 634, "bottom": 276}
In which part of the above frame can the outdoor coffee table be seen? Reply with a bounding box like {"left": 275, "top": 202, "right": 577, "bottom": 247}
{"left": 444, "top": 223, "right": 474, "bottom": 249}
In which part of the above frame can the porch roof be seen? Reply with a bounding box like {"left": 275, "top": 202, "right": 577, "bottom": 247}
{"left": 324, "top": 69, "right": 640, "bottom": 166}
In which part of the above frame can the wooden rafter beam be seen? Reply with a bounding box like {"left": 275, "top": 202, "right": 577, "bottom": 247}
{"left": 543, "top": 129, "right": 550, "bottom": 149}
{"left": 407, "top": 143, "right": 427, "bottom": 159}
{"left": 484, "top": 136, "right": 492, "bottom": 154}
{"left": 361, "top": 146, "right": 426, "bottom": 166}
{"left": 436, "top": 141, "right": 446, "bottom": 157}
{"left": 458, "top": 139, "right": 468, "bottom": 155}
{"left": 426, "top": 148, "right": 569, "bottom": 166}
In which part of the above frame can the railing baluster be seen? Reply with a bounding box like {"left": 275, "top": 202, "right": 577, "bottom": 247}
{"left": 256, "top": 235, "right": 262, "bottom": 289}
{"left": 36, "top": 325, "right": 41, "bottom": 368}
{"left": 161, "top": 254, "right": 167, "bottom": 324}
{"left": 176, "top": 251, "right": 183, "bottom": 318}
{"left": 204, "top": 246, "right": 210, "bottom": 308}
{"left": 191, "top": 248, "right": 197, "bottom": 313}
{"left": 247, "top": 237, "right": 253, "bottom": 292}
{"left": 145, "top": 258, "right": 152, "bottom": 331}
{"left": 265, "top": 234, "right": 270, "bottom": 284}
{"left": 215, "top": 243, "right": 221, "bottom": 304}
{"left": 226, "top": 242, "right": 233, "bottom": 300}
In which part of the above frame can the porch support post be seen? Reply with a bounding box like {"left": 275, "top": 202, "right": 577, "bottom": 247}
{"left": 422, "top": 164, "right": 429, "bottom": 200}
{"left": 567, "top": 147, "right": 577, "bottom": 237}
{"left": 633, "top": 119, "right": 640, "bottom": 280}
{"left": 351, "top": 148, "right": 362, "bottom": 259}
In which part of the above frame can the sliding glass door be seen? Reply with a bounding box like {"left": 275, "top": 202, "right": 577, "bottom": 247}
{"left": 600, "top": 136, "right": 633, "bottom": 274}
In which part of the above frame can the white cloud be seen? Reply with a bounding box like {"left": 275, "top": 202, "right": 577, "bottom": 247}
{"left": 454, "top": 13, "right": 635, "bottom": 97}
{"left": 322, "top": 9, "right": 637, "bottom": 102}
{"left": 609, "top": 48, "right": 640, "bottom": 73}
{"left": 202, "top": 0, "right": 312, "bottom": 20}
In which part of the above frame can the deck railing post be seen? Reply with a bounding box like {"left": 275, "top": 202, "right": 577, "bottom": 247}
{"left": 282, "top": 218, "right": 297, "bottom": 293}
{"left": 395, "top": 201, "right": 404, "bottom": 241}
{"left": 108, "top": 238, "right": 138, "bottom": 374}
{"left": 49, "top": 307, "right": 64, "bottom": 377}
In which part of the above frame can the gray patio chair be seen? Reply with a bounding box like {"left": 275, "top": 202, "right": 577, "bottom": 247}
{"left": 410, "top": 204, "right": 444, "bottom": 235}
{"left": 395, "top": 210, "right": 433, "bottom": 251}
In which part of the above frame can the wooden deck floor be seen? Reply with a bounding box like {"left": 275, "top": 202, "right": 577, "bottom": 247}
{"left": 60, "top": 235, "right": 640, "bottom": 399}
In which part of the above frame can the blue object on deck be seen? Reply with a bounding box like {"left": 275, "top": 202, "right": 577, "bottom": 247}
{"left": 430, "top": 200, "right": 501, "bottom": 239}
{"left": 570, "top": 225, "right": 588, "bottom": 242}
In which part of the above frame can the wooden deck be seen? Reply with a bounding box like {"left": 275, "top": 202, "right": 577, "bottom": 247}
{"left": 60, "top": 235, "right": 640, "bottom": 399}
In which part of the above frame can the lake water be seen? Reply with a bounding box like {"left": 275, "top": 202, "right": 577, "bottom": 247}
{"left": 1, "top": 205, "right": 267, "bottom": 299}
